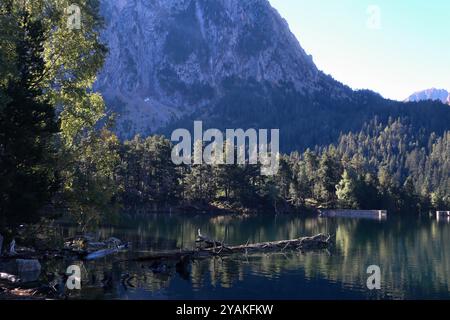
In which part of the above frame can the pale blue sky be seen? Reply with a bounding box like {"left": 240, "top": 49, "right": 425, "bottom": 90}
{"left": 268, "top": 0, "right": 450, "bottom": 101}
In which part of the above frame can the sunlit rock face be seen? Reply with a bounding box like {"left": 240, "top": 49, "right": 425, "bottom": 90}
{"left": 406, "top": 88, "right": 450, "bottom": 105}
{"left": 96, "top": 0, "right": 349, "bottom": 139}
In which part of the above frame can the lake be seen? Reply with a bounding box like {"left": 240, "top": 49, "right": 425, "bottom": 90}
{"left": 46, "top": 213, "right": 450, "bottom": 300}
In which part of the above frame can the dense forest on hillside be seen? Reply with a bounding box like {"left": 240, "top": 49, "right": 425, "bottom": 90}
{"left": 113, "top": 118, "right": 450, "bottom": 218}
{"left": 1, "top": 1, "right": 449, "bottom": 230}
{"left": 162, "top": 78, "right": 450, "bottom": 153}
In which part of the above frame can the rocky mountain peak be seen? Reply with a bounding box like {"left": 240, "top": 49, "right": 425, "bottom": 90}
{"left": 96, "top": 0, "right": 345, "bottom": 139}
{"left": 406, "top": 88, "right": 450, "bottom": 105}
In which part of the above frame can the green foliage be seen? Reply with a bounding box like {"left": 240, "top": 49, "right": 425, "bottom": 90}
{"left": 336, "top": 170, "right": 359, "bottom": 209}
{"left": 163, "top": 78, "right": 450, "bottom": 154}
{"left": 1, "top": 1, "right": 115, "bottom": 228}
{"left": 61, "top": 129, "right": 121, "bottom": 229}
{"left": 116, "top": 117, "right": 447, "bottom": 215}
{"left": 1, "top": 1, "right": 448, "bottom": 226}
{"left": 0, "top": 4, "right": 58, "bottom": 225}
{"left": 118, "top": 135, "right": 181, "bottom": 207}
{"left": 314, "top": 150, "right": 341, "bottom": 207}
{"left": 183, "top": 164, "right": 217, "bottom": 204}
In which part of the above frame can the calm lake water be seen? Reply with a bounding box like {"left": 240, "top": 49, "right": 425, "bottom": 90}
{"left": 46, "top": 213, "right": 450, "bottom": 300}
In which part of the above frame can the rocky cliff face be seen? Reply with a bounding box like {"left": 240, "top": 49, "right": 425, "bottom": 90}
{"left": 95, "top": 0, "right": 450, "bottom": 152}
{"left": 406, "top": 89, "right": 450, "bottom": 105}
{"left": 96, "top": 0, "right": 349, "bottom": 139}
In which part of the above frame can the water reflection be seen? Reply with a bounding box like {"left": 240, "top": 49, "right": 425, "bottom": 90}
{"left": 45, "top": 214, "right": 450, "bottom": 300}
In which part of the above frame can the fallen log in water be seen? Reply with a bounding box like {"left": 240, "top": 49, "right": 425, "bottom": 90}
{"left": 211, "top": 233, "right": 332, "bottom": 253}
{"left": 131, "top": 231, "right": 332, "bottom": 262}
{"left": 195, "top": 229, "right": 223, "bottom": 248}
{"left": 63, "top": 235, "right": 129, "bottom": 260}
{"left": 84, "top": 244, "right": 129, "bottom": 261}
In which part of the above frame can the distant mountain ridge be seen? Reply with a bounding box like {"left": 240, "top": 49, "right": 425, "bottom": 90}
{"left": 406, "top": 89, "right": 450, "bottom": 105}
{"left": 95, "top": 0, "right": 450, "bottom": 152}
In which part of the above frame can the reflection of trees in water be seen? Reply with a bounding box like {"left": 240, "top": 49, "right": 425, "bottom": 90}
{"left": 327, "top": 218, "right": 450, "bottom": 299}
{"left": 187, "top": 217, "right": 450, "bottom": 298}
{"left": 55, "top": 215, "right": 450, "bottom": 299}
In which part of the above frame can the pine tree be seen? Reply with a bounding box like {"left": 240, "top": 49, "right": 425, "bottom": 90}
{"left": 336, "top": 170, "right": 359, "bottom": 209}
{"left": 314, "top": 151, "right": 341, "bottom": 207}
{"left": 0, "top": 7, "right": 58, "bottom": 225}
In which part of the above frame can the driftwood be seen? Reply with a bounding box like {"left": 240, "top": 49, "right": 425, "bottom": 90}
{"left": 63, "top": 236, "right": 129, "bottom": 260}
{"left": 195, "top": 229, "right": 223, "bottom": 248}
{"left": 0, "top": 272, "right": 20, "bottom": 283}
{"left": 85, "top": 244, "right": 129, "bottom": 261}
{"left": 209, "top": 233, "right": 332, "bottom": 253}
{"left": 132, "top": 231, "right": 332, "bottom": 263}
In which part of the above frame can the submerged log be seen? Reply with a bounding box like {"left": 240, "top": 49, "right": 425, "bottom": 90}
{"left": 84, "top": 243, "right": 129, "bottom": 261}
{"left": 215, "top": 233, "right": 332, "bottom": 253}
{"left": 132, "top": 231, "right": 332, "bottom": 262}
{"left": 194, "top": 232, "right": 331, "bottom": 254}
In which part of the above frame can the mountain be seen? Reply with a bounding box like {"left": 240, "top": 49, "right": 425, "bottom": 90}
{"left": 96, "top": 0, "right": 349, "bottom": 136}
{"left": 406, "top": 89, "right": 450, "bottom": 105}
{"left": 96, "top": 0, "right": 450, "bottom": 152}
